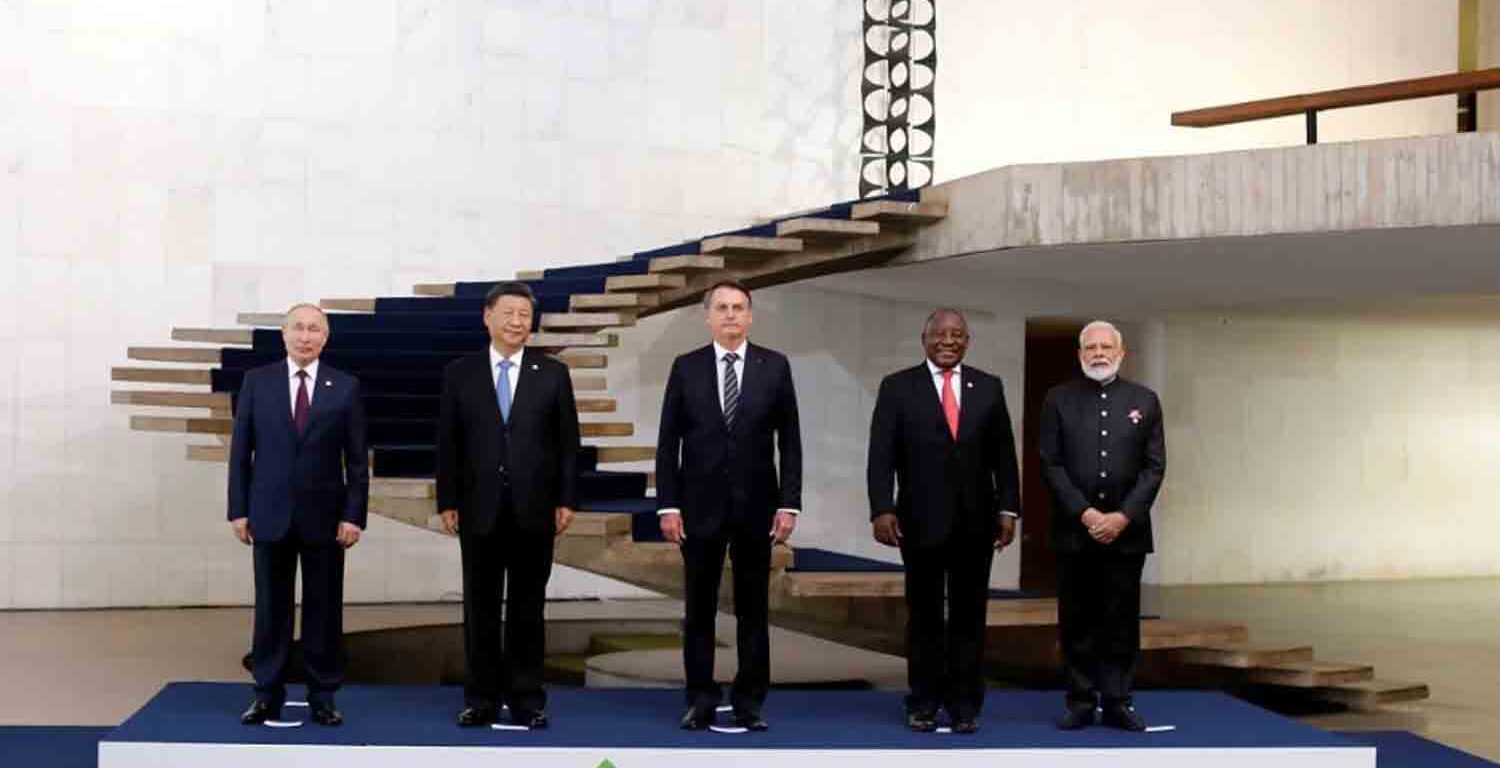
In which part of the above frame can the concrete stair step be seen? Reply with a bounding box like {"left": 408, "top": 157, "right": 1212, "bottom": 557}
{"left": 530, "top": 332, "right": 618, "bottom": 349}
{"left": 1169, "top": 643, "right": 1316, "bottom": 669}
{"left": 172, "top": 328, "right": 253, "bottom": 345}
{"left": 851, "top": 199, "right": 949, "bottom": 224}
{"left": 112, "top": 367, "right": 214, "bottom": 385}
{"left": 649, "top": 255, "right": 724, "bottom": 273}
{"left": 1316, "top": 679, "right": 1430, "bottom": 709}
{"left": 320, "top": 298, "right": 376, "bottom": 312}
{"left": 571, "top": 293, "right": 659, "bottom": 310}
{"left": 606, "top": 274, "right": 686, "bottom": 292}
{"left": 581, "top": 422, "right": 633, "bottom": 438}
{"left": 187, "top": 444, "right": 228, "bottom": 462}
{"left": 127, "top": 347, "right": 222, "bottom": 364}
{"left": 413, "top": 283, "right": 455, "bottom": 297}
{"left": 700, "top": 235, "right": 803, "bottom": 257}
{"left": 1242, "top": 660, "right": 1375, "bottom": 687}
{"left": 539, "top": 312, "right": 637, "bottom": 331}
{"left": 776, "top": 218, "right": 881, "bottom": 240}
{"left": 111, "top": 390, "right": 230, "bottom": 409}
{"left": 131, "top": 415, "right": 231, "bottom": 435}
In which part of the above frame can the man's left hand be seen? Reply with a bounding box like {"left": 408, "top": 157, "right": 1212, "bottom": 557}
{"left": 555, "top": 506, "right": 576, "bottom": 536}
{"left": 336, "top": 522, "right": 362, "bottom": 549}
{"left": 769, "top": 510, "right": 797, "bottom": 544}
{"left": 994, "top": 515, "right": 1017, "bottom": 550}
{"left": 1088, "top": 512, "right": 1130, "bottom": 545}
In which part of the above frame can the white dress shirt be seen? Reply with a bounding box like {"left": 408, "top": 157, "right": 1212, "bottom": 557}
{"left": 489, "top": 345, "right": 524, "bottom": 402}
{"left": 287, "top": 358, "right": 320, "bottom": 417}
{"left": 659, "top": 340, "right": 799, "bottom": 517}
{"left": 714, "top": 340, "right": 748, "bottom": 411}
{"left": 926, "top": 358, "right": 1018, "bottom": 519}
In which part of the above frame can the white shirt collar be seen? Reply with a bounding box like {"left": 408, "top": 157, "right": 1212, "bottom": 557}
{"left": 287, "top": 357, "right": 320, "bottom": 382}
{"left": 713, "top": 340, "right": 748, "bottom": 361}
{"left": 489, "top": 345, "right": 525, "bottom": 370}
{"left": 926, "top": 359, "right": 961, "bottom": 378}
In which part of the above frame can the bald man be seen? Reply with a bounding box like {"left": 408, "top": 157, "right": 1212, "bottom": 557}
{"left": 1039, "top": 321, "right": 1165, "bottom": 732}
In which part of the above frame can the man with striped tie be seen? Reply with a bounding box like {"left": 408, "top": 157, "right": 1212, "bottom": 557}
{"left": 436, "top": 281, "right": 580, "bottom": 729}
{"left": 656, "top": 279, "right": 803, "bottom": 732}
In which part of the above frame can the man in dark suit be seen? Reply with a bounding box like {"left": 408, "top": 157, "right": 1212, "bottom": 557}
{"left": 1040, "top": 320, "right": 1165, "bottom": 732}
{"left": 228, "top": 303, "right": 368, "bottom": 727}
{"left": 867, "top": 308, "right": 1020, "bottom": 734}
{"left": 656, "top": 279, "right": 802, "bottom": 732}
{"left": 437, "top": 281, "right": 580, "bottom": 729}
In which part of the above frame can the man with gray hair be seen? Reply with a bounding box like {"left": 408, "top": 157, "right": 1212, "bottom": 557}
{"left": 1039, "top": 320, "right": 1165, "bottom": 732}
{"left": 229, "top": 303, "right": 368, "bottom": 727}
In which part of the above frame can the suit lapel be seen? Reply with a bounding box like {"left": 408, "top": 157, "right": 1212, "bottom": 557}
{"left": 914, "top": 363, "right": 951, "bottom": 442}
{"left": 508, "top": 348, "right": 543, "bottom": 422}
{"left": 956, "top": 368, "right": 987, "bottom": 441}
{"left": 693, "top": 345, "right": 724, "bottom": 430}
{"left": 733, "top": 344, "right": 767, "bottom": 430}
{"left": 273, "top": 361, "right": 299, "bottom": 442}
{"left": 300, "top": 364, "right": 339, "bottom": 440}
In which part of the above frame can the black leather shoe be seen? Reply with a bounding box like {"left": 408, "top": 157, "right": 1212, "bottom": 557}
{"left": 457, "top": 706, "right": 498, "bottom": 727}
{"left": 309, "top": 704, "right": 343, "bottom": 726}
{"left": 511, "top": 709, "right": 548, "bottom": 729}
{"left": 240, "top": 700, "right": 280, "bottom": 725}
{"left": 1058, "top": 707, "right": 1096, "bottom": 730}
{"left": 679, "top": 705, "right": 715, "bottom": 730}
{"left": 905, "top": 710, "right": 938, "bottom": 732}
{"left": 733, "top": 710, "right": 768, "bottom": 731}
{"left": 951, "top": 715, "right": 979, "bottom": 734}
{"left": 1101, "top": 703, "right": 1146, "bottom": 732}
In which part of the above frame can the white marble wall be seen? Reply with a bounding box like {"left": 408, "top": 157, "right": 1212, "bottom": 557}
{"left": 1143, "top": 296, "right": 1500, "bottom": 585}
{"left": 0, "top": 0, "right": 864, "bottom": 607}
{"left": 937, "top": 0, "right": 1458, "bottom": 181}
{"left": 1481, "top": 0, "right": 1500, "bottom": 132}
{"left": 602, "top": 285, "right": 1028, "bottom": 589}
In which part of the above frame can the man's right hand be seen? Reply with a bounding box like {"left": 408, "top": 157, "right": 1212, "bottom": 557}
{"left": 872, "top": 513, "right": 902, "bottom": 547}
{"left": 231, "top": 518, "right": 253, "bottom": 545}
{"left": 439, "top": 509, "right": 459, "bottom": 535}
{"left": 1080, "top": 507, "right": 1104, "bottom": 529}
{"left": 659, "top": 512, "right": 684, "bottom": 544}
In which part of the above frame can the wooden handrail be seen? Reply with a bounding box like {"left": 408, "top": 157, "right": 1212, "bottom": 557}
{"left": 1172, "top": 67, "right": 1500, "bottom": 143}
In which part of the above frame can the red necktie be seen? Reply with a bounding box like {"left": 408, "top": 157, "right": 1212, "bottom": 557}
{"left": 294, "top": 370, "right": 310, "bottom": 435}
{"left": 941, "top": 369, "right": 959, "bottom": 440}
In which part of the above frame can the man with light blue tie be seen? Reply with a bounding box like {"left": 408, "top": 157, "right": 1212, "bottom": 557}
{"left": 436, "top": 281, "right": 581, "bottom": 729}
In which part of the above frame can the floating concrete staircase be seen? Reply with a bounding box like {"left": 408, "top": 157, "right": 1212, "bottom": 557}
{"left": 111, "top": 186, "right": 1424, "bottom": 711}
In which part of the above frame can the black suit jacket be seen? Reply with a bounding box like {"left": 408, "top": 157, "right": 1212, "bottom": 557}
{"left": 867, "top": 362, "right": 1021, "bottom": 549}
{"left": 1039, "top": 376, "right": 1165, "bottom": 554}
{"left": 655, "top": 343, "right": 802, "bottom": 539}
{"left": 436, "top": 348, "right": 580, "bottom": 536}
{"left": 227, "top": 361, "right": 369, "bottom": 544}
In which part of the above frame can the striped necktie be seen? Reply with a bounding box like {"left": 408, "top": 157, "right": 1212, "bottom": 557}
{"left": 721, "top": 352, "right": 740, "bottom": 427}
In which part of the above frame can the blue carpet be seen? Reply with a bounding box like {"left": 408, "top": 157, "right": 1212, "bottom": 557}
{"left": 1345, "top": 731, "right": 1499, "bottom": 767}
{"left": 0, "top": 726, "right": 111, "bottom": 768}
{"left": 789, "top": 547, "right": 902, "bottom": 572}
{"left": 104, "top": 683, "right": 1360, "bottom": 752}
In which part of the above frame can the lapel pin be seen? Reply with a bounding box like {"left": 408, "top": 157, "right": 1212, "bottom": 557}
{"left": 1128, "top": 408, "right": 1143, "bottom": 425}
{"left": 531, "top": 364, "right": 539, "bottom": 370}
{"left": 324, "top": 380, "right": 332, "bottom": 387}
{"left": 966, "top": 381, "right": 973, "bottom": 388}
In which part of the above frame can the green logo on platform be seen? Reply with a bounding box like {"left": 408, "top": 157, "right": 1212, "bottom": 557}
{"left": 597, "top": 761, "right": 618, "bottom": 768}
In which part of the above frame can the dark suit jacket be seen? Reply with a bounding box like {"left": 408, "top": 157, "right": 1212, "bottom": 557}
{"left": 436, "top": 348, "right": 580, "bottom": 536}
{"left": 867, "top": 362, "right": 1021, "bottom": 549}
{"left": 228, "top": 361, "right": 369, "bottom": 544}
{"left": 655, "top": 343, "right": 802, "bottom": 539}
{"left": 1039, "top": 376, "right": 1165, "bottom": 554}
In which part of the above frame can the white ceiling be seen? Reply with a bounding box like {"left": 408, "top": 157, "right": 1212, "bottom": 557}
{"left": 809, "top": 224, "right": 1500, "bottom": 320}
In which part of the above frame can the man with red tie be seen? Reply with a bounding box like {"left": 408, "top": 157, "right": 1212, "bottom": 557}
{"left": 867, "top": 308, "right": 1020, "bottom": 734}
{"left": 228, "top": 303, "right": 368, "bottom": 726}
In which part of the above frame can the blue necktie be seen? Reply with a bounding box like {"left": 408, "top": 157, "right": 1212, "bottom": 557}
{"left": 497, "top": 360, "right": 513, "bottom": 423}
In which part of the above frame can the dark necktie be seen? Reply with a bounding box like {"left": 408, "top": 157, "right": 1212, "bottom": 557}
{"left": 722, "top": 352, "right": 740, "bottom": 427}
{"left": 294, "top": 370, "right": 310, "bottom": 435}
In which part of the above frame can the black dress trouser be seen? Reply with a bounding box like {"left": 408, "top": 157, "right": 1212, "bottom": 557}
{"left": 252, "top": 520, "right": 346, "bottom": 707}
{"left": 900, "top": 530, "right": 995, "bottom": 719}
{"left": 1056, "top": 549, "right": 1147, "bottom": 709}
{"left": 680, "top": 512, "right": 773, "bottom": 714}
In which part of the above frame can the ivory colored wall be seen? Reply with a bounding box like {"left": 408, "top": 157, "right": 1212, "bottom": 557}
{"left": 1144, "top": 297, "right": 1500, "bottom": 585}
{"left": 0, "top": 0, "right": 863, "bottom": 608}
{"left": 601, "top": 285, "right": 1029, "bottom": 589}
{"left": 937, "top": 0, "right": 1459, "bottom": 181}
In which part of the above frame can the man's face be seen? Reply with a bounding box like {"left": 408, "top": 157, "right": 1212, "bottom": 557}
{"left": 484, "top": 295, "right": 534, "bottom": 353}
{"left": 282, "top": 306, "right": 328, "bottom": 368}
{"left": 705, "top": 287, "right": 752, "bottom": 346}
{"left": 1079, "top": 326, "right": 1125, "bottom": 381}
{"left": 922, "top": 312, "right": 969, "bottom": 370}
